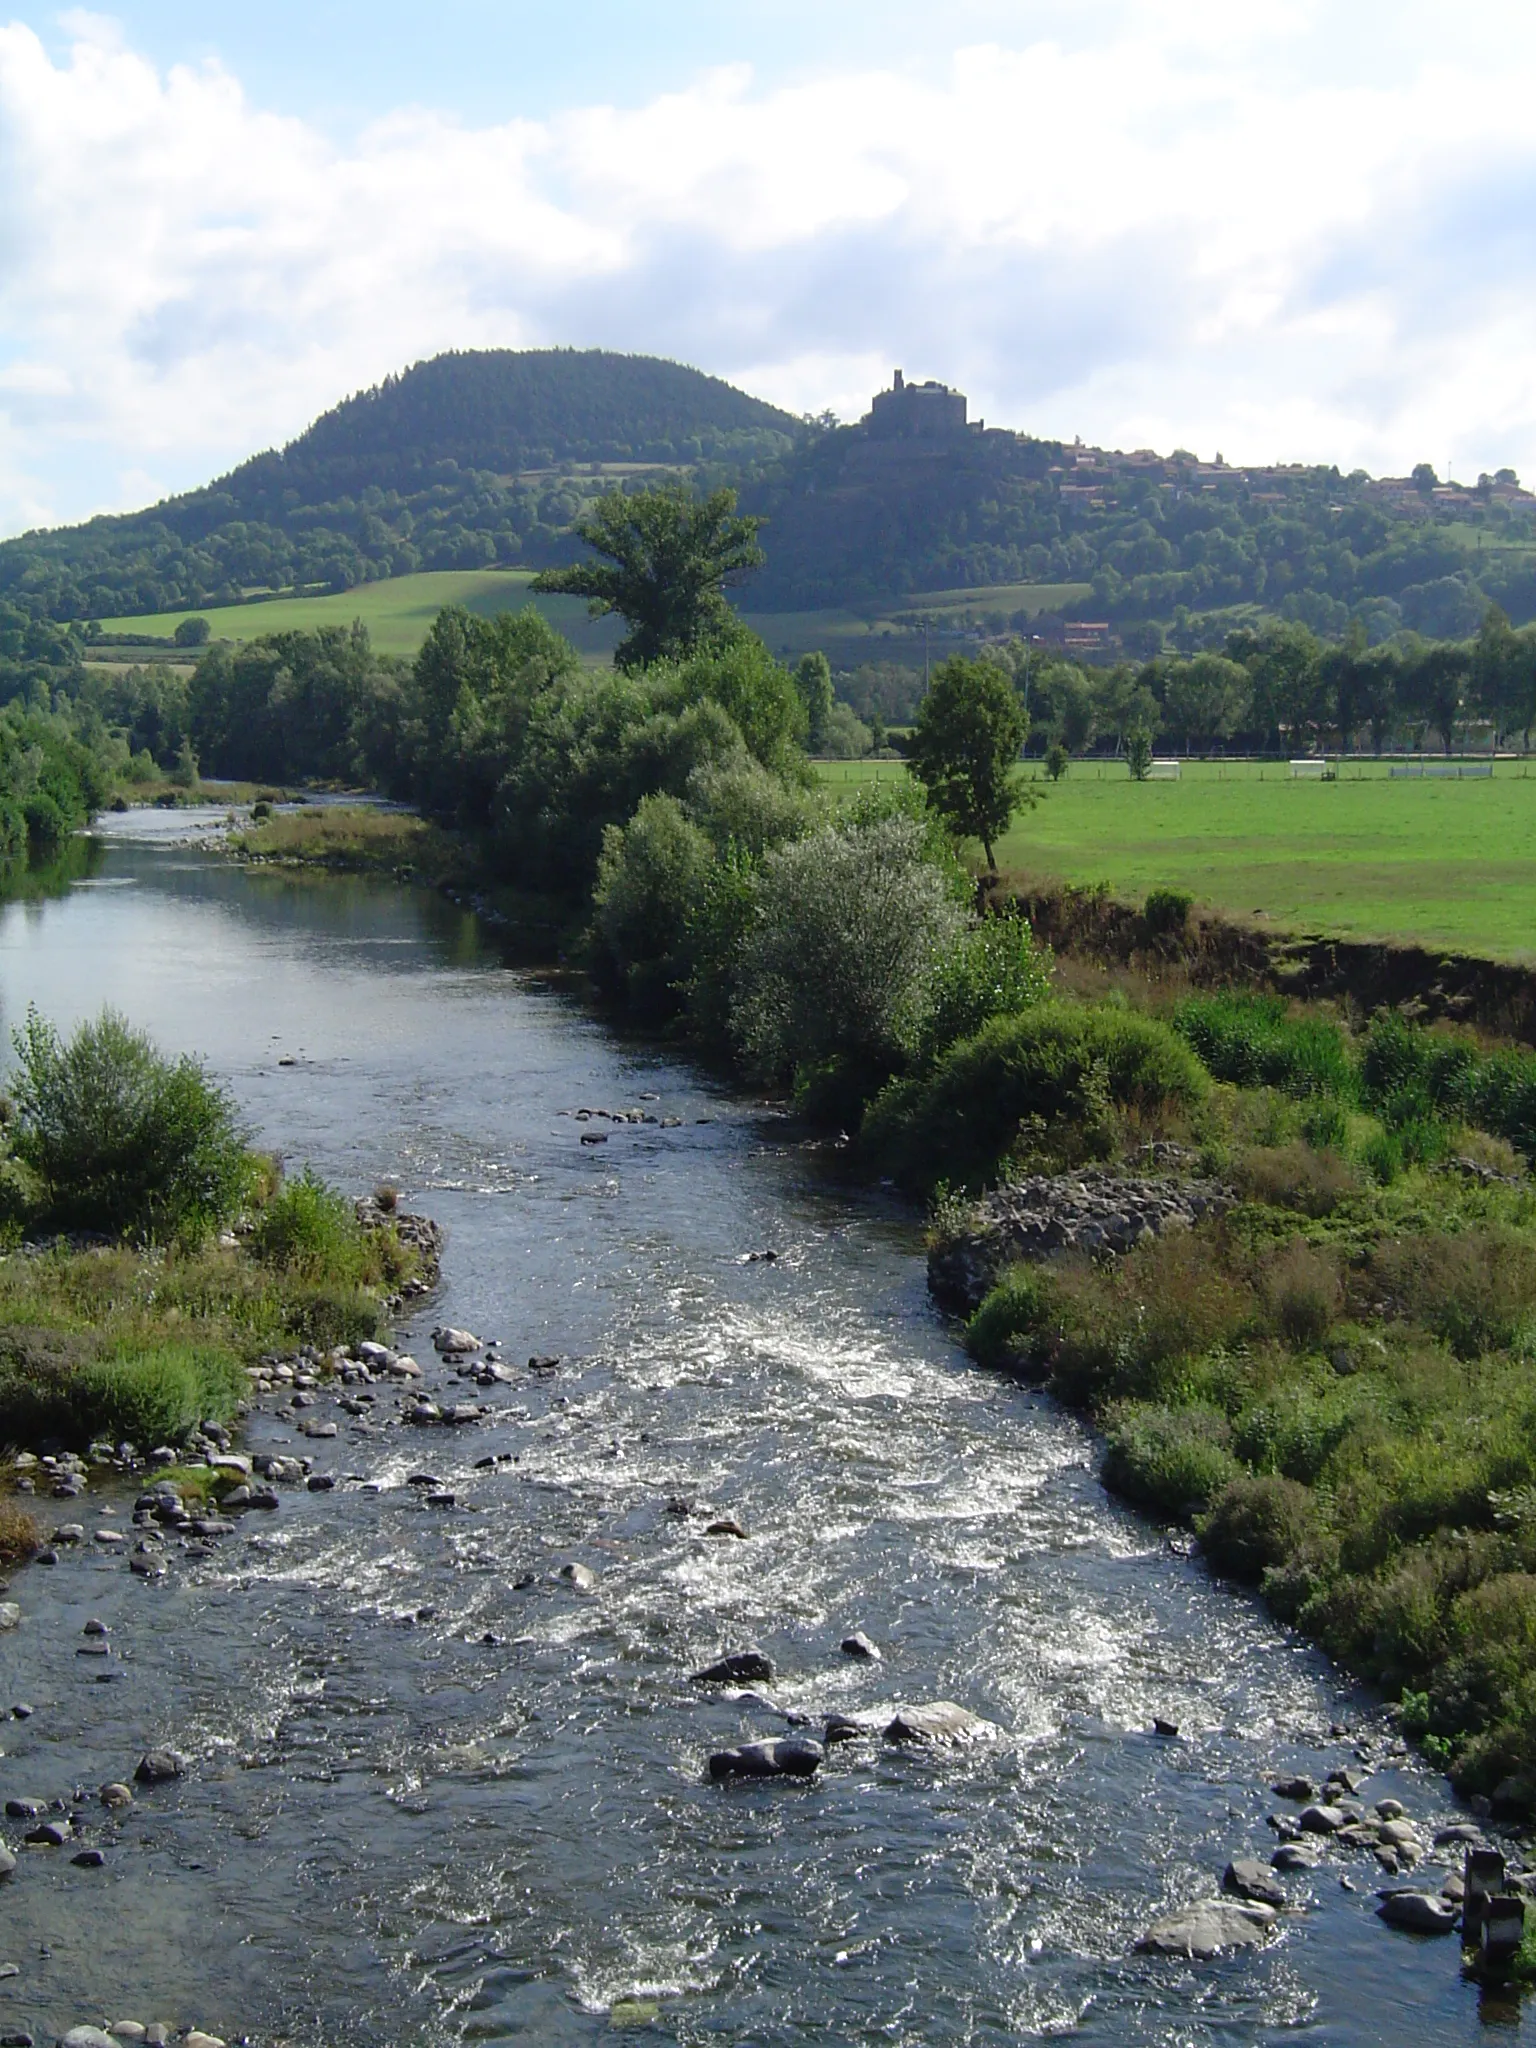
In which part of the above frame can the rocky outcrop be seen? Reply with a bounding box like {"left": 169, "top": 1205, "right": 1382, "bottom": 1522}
{"left": 927, "top": 1165, "right": 1235, "bottom": 1314}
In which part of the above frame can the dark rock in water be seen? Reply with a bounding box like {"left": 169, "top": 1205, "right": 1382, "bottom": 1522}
{"left": 99, "top": 1784, "right": 133, "bottom": 1809}
{"left": 665, "top": 1497, "right": 694, "bottom": 1517}
{"left": 1271, "top": 1844, "right": 1317, "bottom": 1871}
{"left": 70, "top": 1848, "right": 106, "bottom": 1868}
{"left": 1271, "top": 1775, "right": 1316, "bottom": 1801}
{"left": 82, "top": 1618, "right": 108, "bottom": 1638}
{"left": 129, "top": 1552, "right": 166, "bottom": 1580}
{"left": 8, "top": 1706, "right": 30, "bottom": 1721}
{"left": 1435, "top": 1822, "right": 1484, "bottom": 1847}
{"left": 1224, "top": 1858, "right": 1286, "bottom": 1907}
{"left": 23, "top": 1820, "right": 70, "bottom": 1845}
{"left": 528, "top": 1354, "right": 563, "bottom": 1372}
{"left": 306, "top": 1475, "right": 335, "bottom": 1493}
{"left": 825, "top": 1712, "right": 881, "bottom": 1745}
{"left": 884, "top": 1702, "right": 996, "bottom": 1745}
{"left": 1152, "top": 1717, "right": 1179, "bottom": 1738}
{"left": 1377, "top": 1889, "right": 1459, "bottom": 1934}
{"left": 692, "top": 1651, "right": 773, "bottom": 1686}
{"left": 1298, "top": 1804, "right": 1348, "bottom": 1834}
{"left": 134, "top": 1749, "right": 185, "bottom": 1785}
{"left": 705, "top": 1518, "right": 748, "bottom": 1539}
{"left": 248, "top": 1489, "right": 280, "bottom": 1511}
{"left": 707, "top": 1738, "right": 823, "bottom": 1782}
{"left": 841, "top": 1631, "right": 881, "bottom": 1662}
{"left": 1136, "top": 1900, "right": 1275, "bottom": 1958}
{"left": 4, "top": 1801, "right": 43, "bottom": 1820}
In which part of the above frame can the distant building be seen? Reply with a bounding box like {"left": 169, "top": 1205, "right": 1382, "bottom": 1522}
{"left": 866, "top": 369, "right": 969, "bottom": 440}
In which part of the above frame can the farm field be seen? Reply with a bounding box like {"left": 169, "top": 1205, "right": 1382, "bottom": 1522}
{"left": 93, "top": 573, "right": 1093, "bottom": 665}
{"left": 818, "top": 757, "right": 1536, "bottom": 962}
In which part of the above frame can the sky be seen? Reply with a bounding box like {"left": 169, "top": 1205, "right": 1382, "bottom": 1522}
{"left": 3, "top": 1, "right": 1536, "bottom": 535}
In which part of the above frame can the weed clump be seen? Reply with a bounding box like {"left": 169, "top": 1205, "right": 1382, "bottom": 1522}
{"left": 1174, "top": 992, "right": 1354, "bottom": 1100}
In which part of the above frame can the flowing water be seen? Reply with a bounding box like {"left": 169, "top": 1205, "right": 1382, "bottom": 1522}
{"left": 0, "top": 808, "right": 1521, "bottom": 2045}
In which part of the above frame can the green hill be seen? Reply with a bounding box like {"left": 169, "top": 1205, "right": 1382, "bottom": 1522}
{"left": 0, "top": 350, "right": 799, "bottom": 623}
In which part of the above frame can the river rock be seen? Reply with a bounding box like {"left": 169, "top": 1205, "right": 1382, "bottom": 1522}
{"left": 1271, "top": 1844, "right": 1318, "bottom": 1871}
{"left": 184, "top": 2032, "right": 226, "bottom": 2048}
{"left": 884, "top": 1702, "right": 997, "bottom": 1745}
{"left": 0, "top": 1605, "right": 19, "bottom": 1632}
{"left": 705, "top": 1518, "right": 748, "bottom": 1539}
{"left": 1374, "top": 1798, "right": 1408, "bottom": 1821}
{"left": 133, "top": 1749, "right": 185, "bottom": 1785}
{"left": 63, "top": 2030, "right": 119, "bottom": 2048}
{"left": 24, "top": 1820, "right": 70, "bottom": 1845}
{"left": 4, "top": 1801, "right": 43, "bottom": 1819}
{"left": 70, "top": 1848, "right": 105, "bottom": 1868}
{"left": 557, "top": 1562, "right": 596, "bottom": 1591}
{"left": 707, "top": 1738, "right": 823, "bottom": 1782}
{"left": 1271, "top": 1775, "right": 1316, "bottom": 1801}
{"left": 692, "top": 1652, "right": 774, "bottom": 1685}
{"left": 433, "top": 1327, "right": 481, "bottom": 1355}
{"left": 0, "top": 1843, "right": 14, "bottom": 1878}
{"left": 1377, "top": 1819, "right": 1422, "bottom": 1850}
{"left": 1224, "top": 1858, "right": 1286, "bottom": 1907}
{"left": 841, "top": 1631, "right": 882, "bottom": 1662}
{"left": 1435, "top": 1823, "right": 1484, "bottom": 1847}
{"left": 1136, "top": 1900, "right": 1276, "bottom": 1959}
{"left": 1377, "top": 1889, "right": 1459, "bottom": 1933}
{"left": 1299, "top": 1804, "right": 1348, "bottom": 1834}
{"left": 209, "top": 1455, "right": 252, "bottom": 1479}
{"left": 99, "top": 1783, "right": 133, "bottom": 1809}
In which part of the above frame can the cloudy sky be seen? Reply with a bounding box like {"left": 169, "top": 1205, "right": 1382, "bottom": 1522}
{"left": 2, "top": 0, "right": 1534, "bottom": 535}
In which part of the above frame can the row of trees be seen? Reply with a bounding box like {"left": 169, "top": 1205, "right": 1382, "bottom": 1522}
{"left": 1017, "top": 609, "right": 1536, "bottom": 758}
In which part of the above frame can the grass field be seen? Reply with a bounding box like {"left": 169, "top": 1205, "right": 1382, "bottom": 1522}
{"left": 94, "top": 573, "right": 1093, "bottom": 667}
{"left": 818, "top": 757, "right": 1536, "bottom": 962}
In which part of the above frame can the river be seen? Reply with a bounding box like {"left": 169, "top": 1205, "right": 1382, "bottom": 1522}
{"left": 0, "top": 808, "right": 1519, "bottom": 2046}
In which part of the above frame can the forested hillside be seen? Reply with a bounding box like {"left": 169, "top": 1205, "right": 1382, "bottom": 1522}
{"left": 6, "top": 345, "right": 1536, "bottom": 659}
{"left": 0, "top": 351, "right": 799, "bottom": 623}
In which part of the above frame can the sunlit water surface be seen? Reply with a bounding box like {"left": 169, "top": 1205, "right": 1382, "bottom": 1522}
{"left": 0, "top": 810, "right": 1520, "bottom": 2044}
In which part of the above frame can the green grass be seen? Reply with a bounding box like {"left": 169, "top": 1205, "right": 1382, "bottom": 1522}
{"left": 816, "top": 759, "right": 1536, "bottom": 962}
{"left": 93, "top": 574, "right": 1093, "bottom": 667}
{"left": 94, "top": 571, "right": 619, "bottom": 660}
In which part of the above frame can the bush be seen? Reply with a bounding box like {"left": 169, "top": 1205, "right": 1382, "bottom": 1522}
{"left": 1199, "top": 1474, "right": 1317, "bottom": 1581}
{"left": 589, "top": 793, "right": 716, "bottom": 1019}
{"left": 0, "top": 1500, "right": 37, "bottom": 1564}
{"left": 965, "top": 1265, "right": 1053, "bottom": 1371}
{"left": 250, "top": 1168, "right": 364, "bottom": 1280}
{"left": 0, "top": 1339, "right": 245, "bottom": 1451}
{"left": 862, "top": 1001, "right": 1206, "bottom": 1193}
{"left": 1102, "top": 1401, "right": 1242, "bottom": 1518}
{"left": 1264, "top": 1239, "right": 1341, "bottom": 1350}
{"left": 1236, "top": 1140, "right": 1358, "bottom": 1216}
{"left": 1365, "top": 1228, "right": 1536, "bottom": 1359}
{"left": 8, "top": 1008, "right": 252, "bottom": 1239}
{"left": 1174, "top": 993, "right": 1353, "bottom": 1100}
{"left": 1144, "top": 888, "right": 1192, "bottom": 936}
{"left": 913, "top": 911, "right": 1052, "bottom": 1068}
{"left": 1045, "top": 743, "right": 1069, "bottom": 782}
{"left": 731, "top": 812, "right": 966, "bottom": 1081}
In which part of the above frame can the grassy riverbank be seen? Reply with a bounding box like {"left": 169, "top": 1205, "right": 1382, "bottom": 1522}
{"left": 908, "top": 992, "right": 1536, "bottom": 1813}
{"left": 228, "top": 805, "right": 457, "bottom": 878}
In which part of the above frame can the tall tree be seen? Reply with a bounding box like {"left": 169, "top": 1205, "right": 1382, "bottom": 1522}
{"left": 532, "top": 485, "right": 764, "bottom": 671}
{"left": 793, "top": 651, "right": 834, "bottom": 752}
{"left": 906, "top": 656, "right": 1028, "bottom": 868}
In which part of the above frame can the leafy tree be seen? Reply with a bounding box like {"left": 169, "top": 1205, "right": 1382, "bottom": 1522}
{"left": 173, "top": 616, "right": 211, "bottom": 647}
{"left": 531, "top": 485, "right": 764, "bottom": 671}
{"left": 793, "top": 651, "right": 834, "bottom": 751}
{"left": 1412, "top": 462, "right": 1439, "bottom": 497}
{"left": 1162, "top": 654, "right": 1250, "bottom": 752}
{"left": 906, "top": 656, "right": 1029, "bottom": 868}
{"left": 1045, "top": 743, "right": 1069, "bottom": 781}
{"left": 1404, "top": 643, "right": 1472, "bottom": 753}
{"left": 1125, "top": 725, "right": 1153, "bottom": 780}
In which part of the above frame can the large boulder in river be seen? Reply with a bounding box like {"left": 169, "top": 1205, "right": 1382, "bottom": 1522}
{"left": 1136, "top": 1900, "right": 1276, "bottom": 1959}
{"left": 884, "top": 1701, "right": 998, "bottom": 1745}
{"left": 432, "top": 1326, "right": 481, "bottom": 1355}
{"left": 707, "top": 1738, "right": 823, "bottom": 1783}
{"left": 1377, "top": 1890, "right": 1459, "bottom": 1934}
{"left": 692, "top": 1651, "right": 773, "bottom": 1686}
{"left": 1224, "top": 1858, "right": 1286, "bottom": 1907}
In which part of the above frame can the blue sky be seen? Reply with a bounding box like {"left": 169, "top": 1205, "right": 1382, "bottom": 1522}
{"left": 2, "top": 2, "right": 1535, "bottom": 533}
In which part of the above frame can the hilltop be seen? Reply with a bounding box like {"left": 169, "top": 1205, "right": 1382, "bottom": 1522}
{"left": 0, "top": 349, "right": 799, "bottom": 622}
{"left": 5, "top": 352, "right": 1536, "bottom": 660}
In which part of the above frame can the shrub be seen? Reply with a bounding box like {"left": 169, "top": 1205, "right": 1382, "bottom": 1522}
{"left": 1045, "top": 743, "right": 1069, "bottom": 782}
{"left": 250, "top": 1168, "right": 363, "bottom": 1280}
{"left": 1365, "top": 1228, "right": 1536, "bottom": 1359}
{"left": 965, "top": 1265, "right": 1054, "bottom": 1371}
{"left": 1174, "top": 993, "right": 1353, "bottom": 1100}
{"left": 862, "top": 1001, "right": 1206, "bottom": 1193}
{"left": 8, "top": 1008, "right": 252, "bottom": 1239}
{"left": 1199, "top": 1474, "right": 1317, "bottom": 1581}
{"left": 1144, "top": 888, "right": 1193, "bottom": 936}
{"left": 912, "top": 911, "right": 1052, "bottom": 1068}
{"left": 1102, "top": 1401, "right": 1242, "bottom": 1518}
{"left": 731, "top": 812, "right": 966, "bottom": 1081}
{"left": 0, "top": 1340, "right": 245, "bottom": 1451}
{"left": 1360, "top": 1011, "right": 1477, "bottom": 1123}
{"left": 1236, "top": 1140, "right": 1358, "bottom": 1216}
{"left": 1265, "top": 1240, "right": 1342, "bottom": 1349}
{"left": 0, "top": 1500, "right": 37, "bottom": 1564}
{"left": 589, "top": 793, "right": 716, "bottom": 1019}
{"left": 683, "top": 757, "right": 814, "bottom": 860}
{"left": 1125, "top": 726, "right": 1153, "bottom": 781}
{"left": 1300, "top": 1098, "right": 1350, "bottom": 1150}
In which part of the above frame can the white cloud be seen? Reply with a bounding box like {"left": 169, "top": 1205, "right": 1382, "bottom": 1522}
{"left": 4, "top": 6, "right": 1536, "bottom": 533}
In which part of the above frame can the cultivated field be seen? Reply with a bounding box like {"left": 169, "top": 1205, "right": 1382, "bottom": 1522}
{"left": 820, "top": 758, "right": 1536, "bottom": 962}
{"left": 94, "top": 573, "right": 1092, "bottom": 666}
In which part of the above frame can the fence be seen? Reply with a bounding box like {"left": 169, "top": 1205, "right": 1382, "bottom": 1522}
{"left": 1389, "top": 762, "right": 1494, "bottom": 779}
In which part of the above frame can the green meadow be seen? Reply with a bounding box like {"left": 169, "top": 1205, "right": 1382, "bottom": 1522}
{"left": 94, "top": 572, "right": 1092, "bottom": 666}
{"left": 819, "top": 757, "right": 1536, "bottom": 962}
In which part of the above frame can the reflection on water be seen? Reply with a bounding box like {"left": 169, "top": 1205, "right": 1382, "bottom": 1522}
{"left": 0, "top": 809, "right": 1518, "bottom": 2044}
